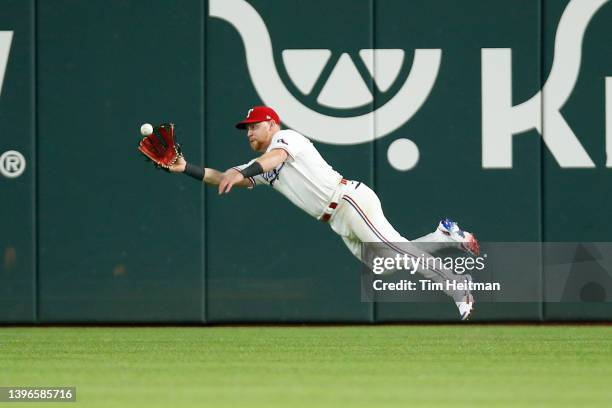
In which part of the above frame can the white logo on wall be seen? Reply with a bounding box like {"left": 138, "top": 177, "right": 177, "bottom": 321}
{"left": 0, "top": 150, "right": 26, "bottom": 178}
{"left": 0, "top": 34, "right": 21, "bottom": 179}
{"left": 0, "top": 31, "right": 13, "bottom": 97}
{"left": 482, "top": 0, "right": 610, "bottom": 168}
{"left": 210, "top": 0, "right": 610, "bottom": 170}
{"left": 209, "top": 0, "right": 438, "bottom": 171}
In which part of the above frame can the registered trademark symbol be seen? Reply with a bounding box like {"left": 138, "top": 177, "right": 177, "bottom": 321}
{"left": 0, "top": 150, "right": 26, "bottom": 178}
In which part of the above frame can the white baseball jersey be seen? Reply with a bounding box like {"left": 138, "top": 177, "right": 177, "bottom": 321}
{"left": 235, "top": 129, "right": 343, "bottom": 218}
{"left": 233, "top": 128, "right": 472, "bottom": 309}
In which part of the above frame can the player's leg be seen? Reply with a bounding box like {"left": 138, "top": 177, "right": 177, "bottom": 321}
{"left": 413, "top": 218, "right": 480, "bottom": 256}
{"left": 340, "top": 234, "right": 362, "bottom": 260}
{"left": 330, "top": 183, "right": 474, "bottom": 319}
{"left": 331, "top": 185, "right": 479, "bottom": 257}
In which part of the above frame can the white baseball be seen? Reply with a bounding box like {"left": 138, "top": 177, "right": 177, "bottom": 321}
{"left": 140, "top": 123, "right": 153, "bottom": 136}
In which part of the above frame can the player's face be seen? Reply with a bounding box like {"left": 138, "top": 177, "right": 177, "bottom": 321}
{"left": 246, "top": 121, "right": 273, "bottom": 152}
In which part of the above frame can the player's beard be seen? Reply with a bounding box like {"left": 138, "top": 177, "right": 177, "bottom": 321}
{"left": 249, "top": 139, "right": 262, "bottom": 152}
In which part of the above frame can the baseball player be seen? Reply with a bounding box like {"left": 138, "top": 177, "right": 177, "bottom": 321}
{"left": 168, "top": 106, "right": 479, "bottom": 320}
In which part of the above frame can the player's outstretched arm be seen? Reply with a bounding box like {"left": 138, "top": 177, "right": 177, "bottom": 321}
{"left": 256, "top": 148, "right": 288, "bottom": 172}
{"left": 168, "top": 156, "right": 252, "bottom": 188}
{"left": 217, "top": 149, "right": 288, "bottom": 194}
{"left": 203, "top": 168, "right": 252, "bottom": 188}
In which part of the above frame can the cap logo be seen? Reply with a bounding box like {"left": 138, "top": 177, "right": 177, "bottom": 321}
{"left": 266, "top": 115, "right": 271, "bottom": 119}
{"left": 246, "top": 108, "right": 254, "bottom": 118}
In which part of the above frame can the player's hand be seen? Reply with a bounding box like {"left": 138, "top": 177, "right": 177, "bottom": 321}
{"left": 168, "top": 156, "right": 187, "bottom": 173}
{"left": 218, "top": 168, "right": 244, "bottom": 194}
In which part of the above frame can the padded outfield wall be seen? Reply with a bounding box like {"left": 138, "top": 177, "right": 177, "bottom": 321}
{"left": 1, "top": 0, "right": 611, "bottom": 322}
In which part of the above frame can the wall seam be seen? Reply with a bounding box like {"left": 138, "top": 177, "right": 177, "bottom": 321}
{"left": 539, "top": 0, "right": 545, "bottom": 322}
{"left": 202, "top": 0, "right": 208, "bottom": 324}
{"left": 33, "top": 0, "right": 39, "bottom": 324}
{"left": 371, "top": 0, "right": 376, "bottom": 324}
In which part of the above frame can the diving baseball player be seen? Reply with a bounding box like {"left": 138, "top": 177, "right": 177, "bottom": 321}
{"left": 166, "top": 106, "right": 479, "bottom": 320}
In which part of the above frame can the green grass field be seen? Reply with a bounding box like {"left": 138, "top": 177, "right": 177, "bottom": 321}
{"left": 1, "top": 326, "right": 611, "bottom": 407}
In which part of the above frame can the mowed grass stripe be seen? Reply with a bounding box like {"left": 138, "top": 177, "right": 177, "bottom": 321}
{"left": 0, "top": 326, "right": 610, "bottom": 407}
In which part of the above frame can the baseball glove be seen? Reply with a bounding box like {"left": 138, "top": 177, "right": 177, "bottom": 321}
{"left": 137, "top": 123, "right": 182, "bottom": 169}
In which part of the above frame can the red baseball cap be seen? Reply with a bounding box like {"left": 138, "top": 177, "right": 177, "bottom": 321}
{"left": 235, "top": 106, "right": 281, "bottom": 129}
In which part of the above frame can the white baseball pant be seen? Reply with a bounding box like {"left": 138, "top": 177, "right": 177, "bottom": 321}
{"left": 328, "top": 180, "right": 470, "bottom": 302}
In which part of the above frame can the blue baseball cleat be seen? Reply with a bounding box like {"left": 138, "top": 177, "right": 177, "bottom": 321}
{"left": 437, "top": 218, "right": 480, "bottom": 256}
